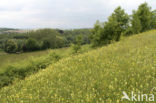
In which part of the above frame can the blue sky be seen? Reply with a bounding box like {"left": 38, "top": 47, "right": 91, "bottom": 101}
{"left": 0, "top": 0, "right": 155, "bottom": 29}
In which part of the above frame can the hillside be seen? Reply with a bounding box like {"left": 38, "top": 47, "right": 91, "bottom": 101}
{"left": 0, "top": 28, "right": 28, "bottom": 34}
{"left": 0, "top": 30, "right": 156, "bottom": 102}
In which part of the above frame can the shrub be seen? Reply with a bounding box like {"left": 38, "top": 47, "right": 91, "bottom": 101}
{"left": 25, "top": 38, "right": 40, "bottom": 51}
{"left": 4, "top": 39, "right": 18, "bottom": 53}
{"left": 71, "top": 44, "right": 81, "bottom": 54}
{"left": 42, "top": 40, "right": 51, "bottom": 49}
{"left": 71, "top": 35, "right": 82, "bottom": 54}
{"left": 0, "top": 51, "right": 61, "bottom": 89}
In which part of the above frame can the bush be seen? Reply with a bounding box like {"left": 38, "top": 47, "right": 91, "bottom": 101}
{"left": 16, "top": 40, "right": 25, "bottom": 52}
{"left": 25, "top": 38, "right": 40, "bottom": 51}
{"left": 42, "top": 40, "right": 51, "bottom": 49}
{"left": 71, "top": 44, "right": 81, "bottom": 54}
{"left": 4, "top": 39, "right": 18, "bottom": 53}
{"left": 71, "top": 35, "right": 82, "bottom": 54}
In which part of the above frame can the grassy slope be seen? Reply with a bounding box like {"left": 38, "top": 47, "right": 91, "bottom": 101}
{"left": 0, "top": 45, "right": 90, "bottom": 66}
{"left": 0, "top": 48, "right": 71, "bottom": 73}
{"left": 0, "top": 50, "right": 49, "bottom": 67}
{"left": 0, "top": 30, "right": 156, "bottom": 102}
{"left": 0, "top": 45, "right": 90, "bottom": 71}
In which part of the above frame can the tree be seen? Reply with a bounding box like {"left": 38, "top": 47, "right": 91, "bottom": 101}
{"left": 131, "top": 10, "right": 142, "bottom": 34}
{"left": 4, "top": 39, "right": 17, "bottom": 53}
{"left": 28, "top": 29, "right": 62, "bottom": 49}
{"left": 91, "top": 7, "right": 129, "bottom": 46}
{"left": 25, "top": 38, "right": 39, "bottom": 51}
{"left": 135, "top": 2, "right": 152, "bottom": 32}
{"left": 109, "top": 6, "right": 129, "bottom": 41}
{"left": 42, "top": 40, "right": 51, "bottom": 49}
{"left": 16, "top": 40, "right": 25, "bottom": 52}
{"left": 71, "top": 35, "right": 82, "bottom": 54}
{"left": 90, "top": 20, "right": 102, "bottom": 47}
{"left": 151, "top": 10, "right": 156, "bottom": 29}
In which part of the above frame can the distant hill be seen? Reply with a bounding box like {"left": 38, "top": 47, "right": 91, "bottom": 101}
{"left": 0, "top": 28, "right": 29, "bottom": 34}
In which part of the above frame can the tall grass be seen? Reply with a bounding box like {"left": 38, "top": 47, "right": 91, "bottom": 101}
{"left": 0, "top": 50, "right": 50, "bottom": 68}
{"left": 0, "top": 51, "right": 60, "bottom": 88}
{"left": 0, "top": 45, "right": 91, "bottom": 89}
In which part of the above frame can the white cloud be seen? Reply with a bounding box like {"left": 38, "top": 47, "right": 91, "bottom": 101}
{"left": 0, "top": 0, "right": 155, "bottom": 29}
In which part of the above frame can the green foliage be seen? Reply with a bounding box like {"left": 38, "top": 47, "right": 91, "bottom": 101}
{"left": 63, "top": 29, "right": 91, "bottom": 45}
{"left": 91, "top": 2, "right": 155, "bottom": 46}
{"left": 0, "top": 51, "right": 61, "bottom": 88}
{"left": 0, "top": 28, "right": 91, "bottom": 53}
{"left": 4, "top": 39, "right": 18, "bottom": 53}
{"left": 25, "top": 38, "right": 40, "bottom": 51}
{"left": 122, "top": 26, "right": 133, "bottom": 36}
{"left": 90, "top": 20, "right": 102, "bottom": 47}
{"left": 42, "top": 40, "right": 51, "bottom": 49}
{"left": 91, "top": 7, "right": 129, "bottom": 46}
{"left": 71, "top": 35, "right": 82, "bottom": 54}
{"left": 71, "top": 44, "right": 81, "bottom": 54}
{"left": 28, "top": 29, "right": 62, "bottom": 48}
{"left": 131, "top": 10, "right": 142, "bottom": 34}
{"left": 0, "top": 45, "right": 91, "bottom": 89}
{"left": 151, "top": 10, "right": 156, "bottom": 29}
{"left": 135, "top": 2, "right": 152, "bottom": 32}
{"left": 106, "top": 6, "right": 129, "bottom": 41}
{"left": 15, "top": 40, "right": 26, "bottom": 52}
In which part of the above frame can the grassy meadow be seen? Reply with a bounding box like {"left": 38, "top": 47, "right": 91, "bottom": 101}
{"left": 0, "top": 45, "right": 91, "bottom": 89}
{"left": 0, "top": 50, "right": 49, "bottom": 67}
{"left": 0, "top": 45, "right": 91, "bottom": 69}
{"left": 0, "top": 30, "right": 155, "bottom": 102}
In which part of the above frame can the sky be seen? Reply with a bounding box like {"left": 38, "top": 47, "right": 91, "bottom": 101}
{"left": 0, "top": 0, "right": 155, "bottom": 29}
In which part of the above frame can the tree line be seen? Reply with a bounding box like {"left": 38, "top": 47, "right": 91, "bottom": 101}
{"left": 90, "top": 2, "right": 156, "bottom": 47}
{"left": 0, "top": 29, "right": 91, "bottom": 53}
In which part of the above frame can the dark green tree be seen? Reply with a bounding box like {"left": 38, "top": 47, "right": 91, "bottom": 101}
{"left": 131, "top": 10, "right": 142, "bottom": 34}
{"left": 135, "top": 2, "right": 152, "bottom": 32}
{"left": 90, "top": 20, "right": 102, "bottom": 47}
{"left": 91, "top": 7, "right": 129, "bottom": 46}
{"left": 25, "top": 38, "right": 39, "bottom": 51}
{"left": 4, "top": 39, "right": 17, "bottom": 53}
{"left": 42, "top": 40, "right": 51, "bottom": 49}
{"left": 151, "top": 10, "right": 156, "bottom": 29}
{"left": 108, "top": 6, "right": 129, "bottom": 41}
{"left": 28, "top": 29, "right": 65, "bottom": 49}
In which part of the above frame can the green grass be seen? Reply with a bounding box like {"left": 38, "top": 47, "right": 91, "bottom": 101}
{"left": 0, "top": 45, "right": 91, "bottom": 73}
{"left": 0, "top": 48, "right": 66, "bottom": 71}
{"left": 0, "top": 50, "right": 49, "bottom": 67}
{"left": 0, "top": 30, "right": 156, "bottom": 102}
{"left": 0, "top": 45, "right": 91, "bottom": 88}
{"left": 0, "top": 45, "right": 91, "bottom": 69}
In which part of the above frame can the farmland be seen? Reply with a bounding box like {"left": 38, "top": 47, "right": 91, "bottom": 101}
{"left": 0, "top": 30, "right": 155, "bottom": 102}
